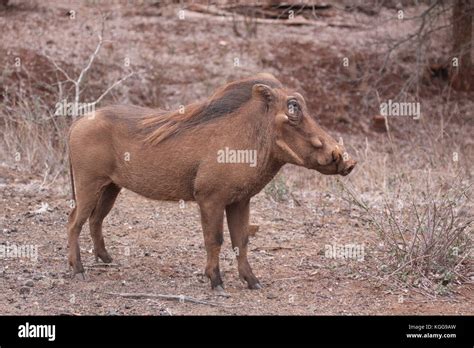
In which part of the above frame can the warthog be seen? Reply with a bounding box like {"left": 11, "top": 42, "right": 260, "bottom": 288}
{"left": 67, "top": 73, "right": 356, "bottom": 290}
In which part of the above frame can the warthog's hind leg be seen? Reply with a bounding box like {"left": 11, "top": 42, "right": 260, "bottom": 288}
{"left": 197, "top": 198, "right": 225, "bottom": 290}
{"left": 89, "top": 183, "right": 121, "bottom": 263}
{"left": 67, "top": 179, "right": 110, "bottom": 277}
{"left": 226, "top": 200, "right": 261, "bottom": 289}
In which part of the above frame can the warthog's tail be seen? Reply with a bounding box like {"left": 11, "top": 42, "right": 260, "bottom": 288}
{"left": 69, "top": 159, "right": 76, "bottom": 202}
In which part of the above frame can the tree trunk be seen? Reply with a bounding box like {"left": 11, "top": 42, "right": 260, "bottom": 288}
{"left": 452, "top": 0, "right": 473, "bottom": 91}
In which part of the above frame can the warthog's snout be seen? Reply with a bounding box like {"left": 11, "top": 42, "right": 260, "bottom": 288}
{"left": 340, "top": 158, "right": 356, "bottom": 176}
{"left": 331, "top": 148, "right": 356, "bottom": 176}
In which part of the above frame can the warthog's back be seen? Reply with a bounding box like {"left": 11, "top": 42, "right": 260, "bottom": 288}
{"left": 68, "top": 105, "right": 203, "bottom": 201}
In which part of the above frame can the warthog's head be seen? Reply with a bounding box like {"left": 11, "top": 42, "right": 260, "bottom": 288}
{"left": 253, "top": 83, "right": 356, "bottom": 176}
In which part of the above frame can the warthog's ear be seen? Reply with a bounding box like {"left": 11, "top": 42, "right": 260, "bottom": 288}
{"left": 252, "top": 83, "right": 275, "bottom": 106}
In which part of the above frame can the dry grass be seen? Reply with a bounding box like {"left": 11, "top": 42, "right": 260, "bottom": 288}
{"left": 0, "top": 81, "right": 70, "bottom": 184}
{"left": 333, "top": 113, "right": 473, "bottom": 295}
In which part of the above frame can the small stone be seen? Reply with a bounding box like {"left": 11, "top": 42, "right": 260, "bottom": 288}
{"left": 24, "top": 280, "right": 34, "bottom": 287}
{"left": 159, "top": 308, "right": 172, "bottom": 316}
{"left": 19, "top": 287, "right": 30, "bottom": 295}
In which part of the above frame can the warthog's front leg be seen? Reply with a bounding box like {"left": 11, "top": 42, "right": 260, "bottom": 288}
{"left": 197, "top": 199, "right": 225, "bottom": 290}
{"left": 226, "top": 199, "right": 261, "bottom": 289}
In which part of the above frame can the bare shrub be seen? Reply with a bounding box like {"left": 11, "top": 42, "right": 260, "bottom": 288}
{"left": 334, "top": 107, "right": 473, "bottom": 295}
{"left": 340, "top": 173, "right": 472, "bottom": 294}
{"left": 0, "top": 66, "right": 70, "bottom": 183}
{"left": 0, "top": 22, "right": 133, "bottom": 183}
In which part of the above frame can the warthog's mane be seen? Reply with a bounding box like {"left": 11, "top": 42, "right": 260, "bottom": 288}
{"left": 138, "top": 76, "right": 282, "bottom": 145}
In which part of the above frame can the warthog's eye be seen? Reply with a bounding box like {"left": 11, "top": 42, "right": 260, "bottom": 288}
{"left": 287, "top": 99, "right": 299, "bottom": 113}
{"left": 287, "top": 99, "right": 301, "bottom": 125}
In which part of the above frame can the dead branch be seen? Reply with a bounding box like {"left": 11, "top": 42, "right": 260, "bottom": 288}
{"left": 106, "top": 292, "right": 235, "bottom": 308}
{"left": 90, "top": 71, "right": 134, "bottom": 108}
{"left": 42, "top": 19, "right": 133, "bottom": 117}
{"left": 87, "top": 263, "right": 122, "bottom": 268}
{"left": 185, "top": 4, "right": 366, "bottom": 29}
{"left": 253, "top": 245, "right": 294, "bottom": 251}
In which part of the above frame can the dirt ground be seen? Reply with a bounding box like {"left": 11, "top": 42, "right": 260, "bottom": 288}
{"left": 0, "top": 167, "right": 471, "bottom": 315}
{"left": 0, "top": 1, "right": 472, "bottom": 315}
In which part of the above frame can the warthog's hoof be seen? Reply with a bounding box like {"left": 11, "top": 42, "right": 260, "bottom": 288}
{"left": 72, "top": 272, "right": 87, "bottom": 281}
{"left": 69, "top": 261, "right": 84, "bottom": 276}
{"left": 95, "top": 250, "right": 113, "bottom": 263}
{"left": 248, "top": 282, "right": 262, "bottom": 290}
{"left": 213, "top": 284, "right": 225, "bottom": 292}
{"left": 239, "top": 271, "right": 261, "bottom": 290}
{"left": 213, "top": 285, "right": 230, "bottom": 297}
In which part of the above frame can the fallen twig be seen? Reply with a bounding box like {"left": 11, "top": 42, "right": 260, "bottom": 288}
{"left": 185, "top": 4, "right": 368, "bottom": 29}
{"left": 106, "top": 292, "right": 235, "bottom": 308}
{"left": 58, "top": 311, "right": 82, "bottom": 316}
{"left": 87, "top": 263, "right": 122, "bottom": 268}
{"left": 253, "top": 245, "right": 294, "bottom": 251}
